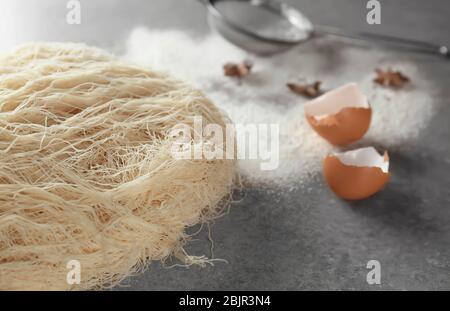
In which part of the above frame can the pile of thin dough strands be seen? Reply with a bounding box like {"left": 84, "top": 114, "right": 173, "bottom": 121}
{"left": 0, "top": 43, "right": 235, "bottom": 290}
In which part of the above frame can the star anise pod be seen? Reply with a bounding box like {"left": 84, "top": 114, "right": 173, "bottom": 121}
{"left": 287, "top": 81, "right": 322, "bottom": 98}
{"left": 374, "top": 68, "right": 410, "bottom": 88}
{"left": 223, "top": 60, "right": 253, "bottom": 78}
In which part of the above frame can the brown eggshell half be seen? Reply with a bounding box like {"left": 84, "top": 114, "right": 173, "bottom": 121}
{"left": 323, "top": 154, "right": 390, "bottom": 200}
{"left": 306, "top": 107, "right": 372, "bottom": 146}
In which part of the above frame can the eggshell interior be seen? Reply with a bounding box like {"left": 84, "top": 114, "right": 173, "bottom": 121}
{"left": 304, "top": 83, "right": 371, "bottom": 146}
{"left": 334, "top": 147, "right": 389, "bottom": 173}
{"left": 304, "top": 83, "right": 369, "bottom": 120}
{"left": 323, "top": 147, "right": 390, "bottom": 200}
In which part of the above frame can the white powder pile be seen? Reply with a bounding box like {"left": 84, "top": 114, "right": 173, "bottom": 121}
{"left": 124, "top": 28, "right": 435, "bottom": 187}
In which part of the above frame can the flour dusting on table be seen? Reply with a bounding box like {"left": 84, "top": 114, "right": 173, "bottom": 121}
{"left": 125, "top": 28, "right": 435, "bottom": 187}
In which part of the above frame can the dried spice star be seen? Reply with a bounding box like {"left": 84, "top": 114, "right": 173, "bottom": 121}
{"left": 223, "top": 60, "right": 253, "bottom": 78}
{"left": 287, "top": 81, "right": 322, "bottom": 98}
{"left": 374, "top": 68, "right": 410, "bottom": 88}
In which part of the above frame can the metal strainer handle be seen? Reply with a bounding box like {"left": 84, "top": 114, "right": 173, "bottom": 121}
{"left": 314, "top": 24, "right": 449, "bottom": 58}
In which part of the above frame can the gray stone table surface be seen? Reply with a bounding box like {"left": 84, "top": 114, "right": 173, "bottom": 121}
{"left": 2, "top": 0, "right": 449, "bottom": 290}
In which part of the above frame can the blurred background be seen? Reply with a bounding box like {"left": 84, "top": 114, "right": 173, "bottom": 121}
{"left": 1, "top": 0, "right": 450, "bottom": 53}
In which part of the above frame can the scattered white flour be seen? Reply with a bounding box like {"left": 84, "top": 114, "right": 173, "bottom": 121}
{"left": 124, "top": 27, "right": 435, "bottom": 187}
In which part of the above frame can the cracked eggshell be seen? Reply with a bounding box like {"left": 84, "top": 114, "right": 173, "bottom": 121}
{"left": 323, "top": 147, "right": 390, "bottom": 200}
{"left": 305, "top": 83, "right": 371, "bottom": 146}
